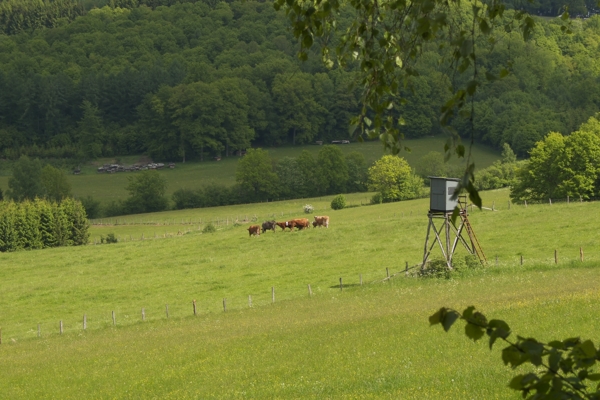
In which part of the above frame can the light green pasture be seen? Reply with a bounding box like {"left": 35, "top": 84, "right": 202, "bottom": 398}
{"left": 1, "top": 188, "right": 599, "bottom": 398}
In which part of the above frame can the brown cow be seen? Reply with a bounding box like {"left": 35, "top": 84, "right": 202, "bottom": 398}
{"left": 247, "top": 225, "right": 261, "bottom": 236}
{"left": 312, "top": 221, "right": 318, "bottom": 228}
{"left": 290, "top": 218, "right": 310, "bottom": 230}
{"left": 276, "top": 221, "right": 293, "bottom": 231}
{"left": 314, "top": 215, "right": 330, "bottom": 228}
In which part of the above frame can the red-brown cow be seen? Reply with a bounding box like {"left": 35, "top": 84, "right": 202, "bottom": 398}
{"left": 290, "top": 218, "right": 310, "bottom": 230}
{"left": 313, "top": 215, "right": 330, "bottom": 228}
{"left": 247, "top": 225, "right": 261, "bottom": 236}
{"left": 276, "top": 221, "right": 292, "bottom": 231}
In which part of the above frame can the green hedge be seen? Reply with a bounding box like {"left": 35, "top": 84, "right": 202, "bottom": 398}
{"left": 0, "top": 198, "right": 89, "bottom": 252}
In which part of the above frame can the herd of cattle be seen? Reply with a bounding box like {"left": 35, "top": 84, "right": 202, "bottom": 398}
{"left": 247, "top": 216, "right": 330, "bottom": 236}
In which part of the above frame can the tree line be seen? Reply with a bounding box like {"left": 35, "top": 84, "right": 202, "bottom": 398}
{"left": 0, "top": 1, "right": 599, "bottom": 162}
{"left": 0, "top": 198, "right": 89, "bottom": 252}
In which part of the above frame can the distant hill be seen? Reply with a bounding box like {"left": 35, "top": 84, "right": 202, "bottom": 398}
{"left": 0, "top": 0, "right": 600, "bottom": 161}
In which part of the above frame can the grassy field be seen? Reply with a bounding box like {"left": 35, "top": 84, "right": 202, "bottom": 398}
{"left": 1, "top": 188, "right": 600, "bottom": 397}
{"left": 0, "top": 137, "right": 500, "bottom": 206}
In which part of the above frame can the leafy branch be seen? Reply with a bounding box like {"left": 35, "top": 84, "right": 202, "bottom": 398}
{"left": 429, "top": 306, "right": 600, "bottom": 399}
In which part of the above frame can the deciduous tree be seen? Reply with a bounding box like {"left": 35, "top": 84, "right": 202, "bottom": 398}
{"left": 368, "top": 155, "right": 424, "bottom": 202}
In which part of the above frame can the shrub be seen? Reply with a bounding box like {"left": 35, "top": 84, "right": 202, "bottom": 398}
{"left": 418, "top": 259, "right": 453, "bottom": 279}
{"left": 202, "top": 223, "right": 216, "bottom": 233}
{"left": 330, "top": 194, "right": 346, "bottom": 210}
{"left": 465, "top": 254, "right": 481, "bottom": 269}
{"left": 103, "top": 233, "right": 118, "bottom": 244}
{"left": 79, "top": 195, "right": 101, "bottom": 219}
{"left": 303, "top": 204, "right": 313, "bottom": 213}
{"left": 370, "top": 192, "right": 383, "bottom": 204}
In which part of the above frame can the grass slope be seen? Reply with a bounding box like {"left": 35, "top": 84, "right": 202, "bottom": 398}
{"left": 1, "top": 188, "right": 599, "bottom": 398}
{"left": 0, "top": 137, "right": 500, "bottom": 206}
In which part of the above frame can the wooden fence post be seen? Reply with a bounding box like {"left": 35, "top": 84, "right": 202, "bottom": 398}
{"left": 83, "top": 314, "right": 87, "bottom": 330}
{"left": 549, "top": 198, "right": 552, "bottom": 205}
{"left": 37, "top": 324, "right": 40, "bottom": 338}
{"left": 405, "top": 261, "right": 409, "bottom": 276}
{"left": 166, "top": 304, "right": 169, "bottom": 318}
{"left": 339, "top": 277, "right": 343, "bottom": 291}
{"left": 520, "top": 255, "right": 523, "bottom": 266}
{"left": 386, "top": 268, "right": 390, "bottom": 280}
{"left": 492, "top": 201, "right": 495, "bottom": 211}
{"left": 272, "top": 287, "right": 275, "bottom": 304}
{"left": 60, "top": 320, "right": 63, "bottom": 335}
{"left": 112, "top": 311, "right": 116, "bottom": 326}
{"left": 223, "top": 298, "right": 227, "bottom": 312}
{"left": 192, "top": 300, "right": 196, "bottom": 316}
{"left": 248, "top": 295, "right": 252, "bottom": 308}
{"left": 496, "top": 256, "right": 498, "bottom": 266}
{"left": 525, "top": 200, "right": 527, "bottom": 208}
{"left": 308, "top": 284, "right": 312, "bottom": 296}
{"left": 580, "top": 247, "right": 584, "bottom": 262}
{"left": 359, "top": 274, "right": 363, "bottom": 285}
{"left": 554, "top": 249, "right": 558, "bottom": 264}
{"left": 567, "top": 195, "right": 570, "bottom": 204}
{"left": 142, "top": 308, "right": 145, "bottom": 321}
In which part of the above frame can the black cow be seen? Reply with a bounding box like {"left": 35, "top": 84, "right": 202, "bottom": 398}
{"left": 262, "top": 220, "right": 277, "bottom": 233}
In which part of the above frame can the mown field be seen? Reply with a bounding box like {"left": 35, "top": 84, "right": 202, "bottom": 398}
{"left": 1, "top": 188, "right": 600, "bottom": 398}
{"left": 0, "top": 137, "right": 500, "bottom": 206}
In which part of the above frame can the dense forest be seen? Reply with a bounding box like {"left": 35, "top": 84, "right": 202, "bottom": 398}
{"left": 0, "top": 0, "right": 600, "bottom": 163}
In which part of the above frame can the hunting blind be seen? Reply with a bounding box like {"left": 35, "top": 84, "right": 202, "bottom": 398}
{"left": 421, "top": 177, "right": 486, "bottom": 270}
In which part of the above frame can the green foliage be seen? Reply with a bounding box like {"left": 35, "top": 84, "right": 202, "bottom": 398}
{"left": 317, "top": 145, "right": 349, "bottom": 195}
{"left": 370, "top": 192, "right": 383, "bottom": 205}
{"left": 275, "top": 157, "right": 304, "bottom": 200}
{"left": 430, "top": 306, "right": 600, "bottom": 399}
{"left": 418, "top": 259, "right": 453, "bottom": 279}
{"left": 41, "top": 165, "right": 72, "bottom": 202}
{"left": 511, "top": 116, "right": 600, "bottom": 202}
{"left": 235, "top": 148, "right": 278, "bottom": 202}
{"left": 344, "top": 151, "right": 368, "bottom": 193}
{"left": 103, "top": 233, "right": 118, "bottom": 244}
{"left": 78, "top": 101, "right": 105, "bottom": 160}
{"left": 368, "top": 155, "right": 425, "bottom": 203}
{"left": 79, "top": 196, "right": 101, "bottom": 219}
{"left": 61, "top": 197, "right": 90, "bottom": 246}
{"left": 464, "top": 254, "right": 481, "bottom": 269}
{"left": 172, "top": 184, "right": 240, "bottom": 210}
{"left": 8, "top": 156, "right": 45, "bottom": 201}
{"left": 0, "top": 198, "right": 88, "bottom": 251}
{"left": 202, "top": 222, "right": 216, "bottom": 233}
{"left": 124, "top": 170, "right": 168, "bottom": 214}
{"left": 330, "top": 194, "right": 346, "bottom": 210}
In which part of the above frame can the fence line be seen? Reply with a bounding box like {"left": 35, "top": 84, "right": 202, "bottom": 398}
{"left": 2, "top": 248, "right": 591, "bottom": 343}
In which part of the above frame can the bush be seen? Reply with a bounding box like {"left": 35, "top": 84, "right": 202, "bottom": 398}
{"left": 418, "top": 259, "right": 453, "bottom": 279}
{"left": 370, "top": 192, "right": 383, "bottom": 204}
{"left": 103, "top": 233, "right": 118, "bottom": 244}
{"left": 79, "top": 195, "right": 101, "bottom": 219}
{"left": 202, "top": 223, "right": 216, "bottom": 233}
{"left": 330, "top": 194, "right": 346, "bottom": 210}
{"left": 464, "top": 254, "right": 481, "bottom": 269}
{"left": 303, "top": 204, "right": 313, "bottom": 213}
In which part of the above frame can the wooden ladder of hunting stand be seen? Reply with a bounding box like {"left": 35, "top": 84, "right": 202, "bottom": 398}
{"left": 458, "top": 196, "right": 487, "bottom": 265}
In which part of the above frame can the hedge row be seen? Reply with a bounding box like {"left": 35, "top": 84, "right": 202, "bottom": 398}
{"left": 0, "top": 198, "right": 89, "bottom": 252}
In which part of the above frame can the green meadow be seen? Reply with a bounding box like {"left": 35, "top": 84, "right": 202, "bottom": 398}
{"left": 1, "top": 188, "right": 600, "bottom": 398}
{"left": 0, "top": 137, "right": 500, "bottom": 206}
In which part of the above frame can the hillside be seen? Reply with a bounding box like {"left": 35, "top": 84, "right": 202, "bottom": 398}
{"left": 0, "top": 0, "right": 600, "bottom": 161}
{"left": 0, "top": 188, "right": 599, "bottom": 397}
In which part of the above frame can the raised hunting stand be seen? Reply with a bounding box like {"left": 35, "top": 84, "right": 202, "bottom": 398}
{"left": 421, "top": 177, "right": 486, "bottom": 270}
